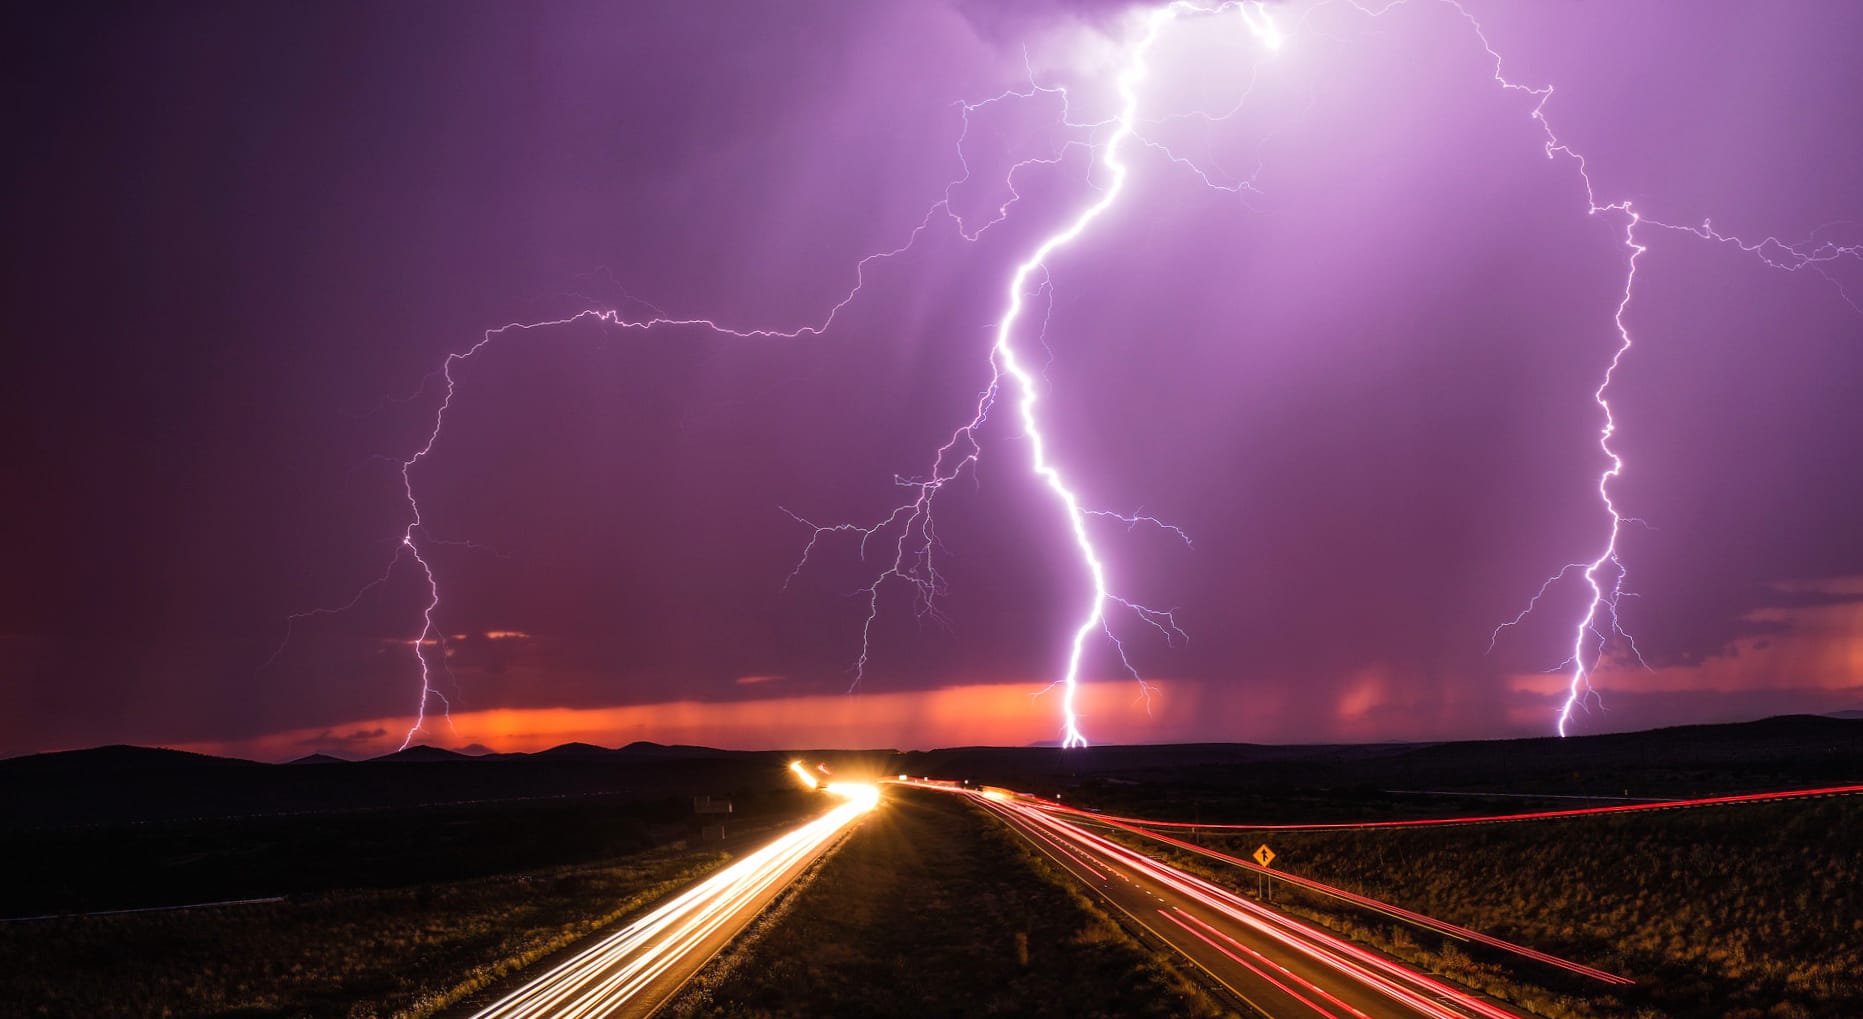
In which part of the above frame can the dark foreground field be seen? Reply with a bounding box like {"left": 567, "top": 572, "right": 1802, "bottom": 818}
{"left": 1092, "top": 795, "right": 1863, "bottom": 1019}
{"left": 0, "top": 744, "right": 858, "bottom": 1017}
{"left": 1, "top": 844, "right": 728, "bottom": 1017}
{"left": 897, "top": 715, "right": 1863, "bottom": 1019}
{"left": 1216, "top": 798, "right": 1861, "bottom": 1019}
{"left": 4, "top": 714, "right": 1858, "bottom": 1017}
{"left": 668, "top": 786, "right": 1233, "bottom": 1018}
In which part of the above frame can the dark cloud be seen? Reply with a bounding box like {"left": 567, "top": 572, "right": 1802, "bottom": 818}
{"left": 303, "top": 728, "right": 389, "bottom": 748}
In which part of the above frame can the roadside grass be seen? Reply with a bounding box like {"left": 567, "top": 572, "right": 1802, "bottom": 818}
{"left": 1, "top": 844, "right": 727, "bottom": 1018}
{"left": 670, "top": 787, "right": 1240, "bottom": 1018}
{"left": 1109, "top": 797, "right": 1863, "bottom": 1019}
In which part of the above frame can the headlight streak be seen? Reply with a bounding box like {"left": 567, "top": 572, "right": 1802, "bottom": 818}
{"left": 788, "top": 759, "right": 820, "bottom": 789}
{"left": 473, "top": 783, "right": 878, "bottom": 1019}
{"left": 823, "top": 781, "right": 883, "bottom": 810}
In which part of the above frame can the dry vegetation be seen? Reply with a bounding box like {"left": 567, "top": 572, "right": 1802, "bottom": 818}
{"left": 0, "top": 844, "right": 726, "bottom": 1018}
{"left": 670, "top": 788, "right": 1241, "bottom": 1018}
{"left": 1127, "top": 797, "right": 1863, "bottom": 1019}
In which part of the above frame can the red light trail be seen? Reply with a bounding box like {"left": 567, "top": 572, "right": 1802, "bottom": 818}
{"left": 1028, "top": 781, "right": 1863, "bottom": 831}
{"left": 1070, "top": 809, "right": 1631, "bottom": 983}
{"left": 954, "top": 782, "right": 1538, "bottom": 1018}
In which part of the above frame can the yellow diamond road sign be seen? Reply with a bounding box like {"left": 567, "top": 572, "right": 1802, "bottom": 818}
{"left": 1253, "top": 844, "right": 1275, "bottom": 868}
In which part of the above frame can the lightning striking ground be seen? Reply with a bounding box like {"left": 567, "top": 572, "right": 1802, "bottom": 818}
{"left": 276, "top": 1, "right": 1283, "bottom": 749}
{"left": 785, "top": 2, "right": 1276, "bottom": 745}
{"left": 1409, "top": 0, "right": 1657, "bottom": 737}
{"left": 276, "top": 0, "right": 1856, "bottom": 748}
{"left": 976, "top": 2, "right": 1284, "bottom": 745}
{"left": 281, "top": 224, "right": 953, "bottom": 750}
{"left": 1349, "top": 0, "right": 1860, "bottom": 734}
{"left": 965, "top": 4, "right": 1178, "bottom": 747}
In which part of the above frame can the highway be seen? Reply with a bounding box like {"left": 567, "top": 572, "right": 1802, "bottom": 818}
{"left": 962, "top": 787, "right": 1533, "bottom": 1019}
{"left": 470, "top": 782, "right": 877, "bottom": 1019}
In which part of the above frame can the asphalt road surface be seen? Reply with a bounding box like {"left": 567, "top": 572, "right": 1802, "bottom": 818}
{"left": 970, "top": 788, "right": 1529, "bottom": 1019}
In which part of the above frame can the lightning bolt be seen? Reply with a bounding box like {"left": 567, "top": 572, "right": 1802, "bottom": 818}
{"left": 975, "top": 2, "right": 1268, "bottom": 746}
{"left": 276, "top": 224, "right": 950, "bottom": 750}
{"left": 785, "top": 2, "right": 1276, "bottom": 746}
{"left": 277, "top": 0, "right": 1855, "bottom": 750}
{"left": 272, "top": 5, "right": 1269, "bottom": 748}
{"left": 1344, "top": 0, "right": 1862, "bottom": 734}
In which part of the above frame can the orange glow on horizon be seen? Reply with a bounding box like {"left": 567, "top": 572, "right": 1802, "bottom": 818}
{"left": 173, "top": 680, "right": 1189, "bottom": 761}
{"left": 149, "top": 586, "right": 1863, "bottom": 763}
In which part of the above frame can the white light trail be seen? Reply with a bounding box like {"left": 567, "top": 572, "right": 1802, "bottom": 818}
{"left": 473, "top": 785, "right": 878, "bottom": 1019}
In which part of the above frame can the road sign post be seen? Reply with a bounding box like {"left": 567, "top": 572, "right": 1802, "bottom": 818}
{"left": 1254, "top": 844, "right": 1276, "bottom": 900}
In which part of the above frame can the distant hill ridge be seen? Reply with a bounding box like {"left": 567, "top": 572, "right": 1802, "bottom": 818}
{"left": 370, "top": 744, "right": 475, "bottom": 763}
{"left": 287, "top": 752, "right": 349, "bottom": 765}
{"left": 4, "top": 713, "right": 1859, "bottom": 772}
{"left": 0, "top": 744, "right": 262, "bottom": 773}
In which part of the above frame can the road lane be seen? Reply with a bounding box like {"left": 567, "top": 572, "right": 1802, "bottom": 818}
{"left": 972, "top": 790, "right": 1528, "bottom": 1019}
{"left": 471, "top": 784, "right": 877, "bottom": 1019}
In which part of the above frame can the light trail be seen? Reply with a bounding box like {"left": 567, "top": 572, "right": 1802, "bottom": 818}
{"left": 1024, "top": 781, "right": 1863, "bottom": 831}
{"left": 960, "top": 786, "right": 1531, "bottom": 1018}
{"left": 1154, "top": 908, "right": 1349, "bottom": 1018}
{"left": 1074, "top": 809, "right": 1631, "bottom": 983}
{"left": 473, "top": 782, "right": 878, "bottom": 1019}
{"left": 898, "top": 777, "right": 1626, "bottom": 986}
{"left": 787, "top": 759, "right": 820, "bottom": 790}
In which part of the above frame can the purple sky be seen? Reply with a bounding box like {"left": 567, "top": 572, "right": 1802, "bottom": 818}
{"left": 6, "top": 1, "right": 1861, "bottom": 759}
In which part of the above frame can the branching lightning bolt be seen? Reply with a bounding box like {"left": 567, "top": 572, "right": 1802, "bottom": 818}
{"left": 975, "top": 2, "right": 1247, "bottom": 746}
{"left": 1345, "top": 0, "right": 1860, "bottom": 735}
{"left": 274, "top": 0, "right": 1856, "bottom": 750}
{"left": 274, "top": 4, "right": 1280, "bottom": 749}
{"left": 276, "top": 225, "right": 951, "bottom": 750}
{"left": 785, "top": 2, "right": 1276, "bottom": 746}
